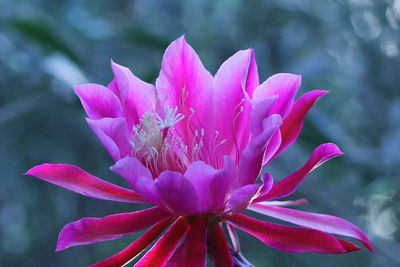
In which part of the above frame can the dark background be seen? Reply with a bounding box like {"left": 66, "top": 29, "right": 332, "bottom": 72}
{"left": 1, "top": 0, "right": 399, "bottom": 266}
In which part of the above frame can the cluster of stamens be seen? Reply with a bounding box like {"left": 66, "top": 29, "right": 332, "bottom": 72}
{"left": 130, "top": 107, "right": 188, "bottom": 177}
{"left": 130, "top": 95, "right": 245, "bottom": 176}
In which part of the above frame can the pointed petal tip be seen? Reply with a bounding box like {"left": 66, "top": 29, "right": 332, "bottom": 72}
{"left": 337, "top": 239, "right": 362, "bottom": 253}
{"left": 55, "top": 246, "right": 65, "bottom": 252}
{"left": 320, "top": 142, "right": 344, "bottom": 157}
{"left": 25, "top": 164, "right": 47, "bottom": 176}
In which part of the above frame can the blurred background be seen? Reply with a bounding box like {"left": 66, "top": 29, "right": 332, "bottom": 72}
{"left": 0, "top": 0, "right": 399, "bottom": 266}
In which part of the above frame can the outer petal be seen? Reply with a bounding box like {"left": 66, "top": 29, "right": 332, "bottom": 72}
{"left": 56, "top": 207, "right": 170, "bottom": 251}
{"left": 74, "top": 84, "right": 122, "bottom": 120}
{"left": 135, "top": 216, "right": 190, "bottom": 267}
{"left": 155, "top": 36, "right": 214, "bottom": 153}
{"left": 226, "top": 214, "right": 348, "bottom": 254}
{"left": 212, "top": 49, "right": 258, "bottom": 162}
{"left": 155, "top": 171, "right": 199, "bottom": 215}
{"left": 270, "top": 90, "right": 328, "bottom": 162}
{"left": 258, "top": 198, "right": 309, "bottom": 207}
{"left": 166, "top": 217, "right": 208, "bottom": 267}
{"left": 207, "top": 222, "right": 234, "bottom": 267}
{"left": 184, "top": 156, "right": 238, "bottom": 213}
{"left": 88, "top": 218, "right": 174, "bottom": 267}
{"left": 238, "top": 114, "right": 282, "bottom": 186}
{"left": 25, "top": 164, "right": 147, "bottom": 203}
{"left": 86, "top": 118, "right": 131, "bottom": 162}
{"left": 248, "top": 203, "right": 373, "bottom": 251}
{"left": 252, "top": 73, "right": 301, "bottom": 119}
{"left": 111, "top": 60, "right": 156, "bottom": 129}
{"left": 257, "top": 143, "right": 343, "bottom": 201}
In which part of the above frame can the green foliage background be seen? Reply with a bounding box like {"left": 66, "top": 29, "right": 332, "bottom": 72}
{"left": 1, "top": 0, "right": 399, "bottom": 266}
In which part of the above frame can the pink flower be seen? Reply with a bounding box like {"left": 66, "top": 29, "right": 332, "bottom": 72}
{"left": 26, "top": 36, "right": 373, "bottom": 266}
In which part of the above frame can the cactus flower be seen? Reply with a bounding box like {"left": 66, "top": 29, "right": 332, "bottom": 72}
{"left": 26, "top": 36, "right": 372, "bottom": 267}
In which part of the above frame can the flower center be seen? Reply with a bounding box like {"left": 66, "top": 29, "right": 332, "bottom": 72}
{"left": 130, "top": 106, "right": 189, "bottom": 177}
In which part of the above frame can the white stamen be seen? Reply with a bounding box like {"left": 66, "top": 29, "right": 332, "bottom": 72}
{"left": 130, "top": 106, "right": 187, "bottom": 176}
{"left": 155, "top": 106, "right": 185, "bottom": 129}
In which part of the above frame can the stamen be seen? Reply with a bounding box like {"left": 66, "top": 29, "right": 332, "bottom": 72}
{"left": 155, "top": 106, "right": 185, "bottom": 129}
{"left": 232, "top": 100, "right": 245, "bottom": 164}
{"left": 130, "top": 106, "right": 191, "bottom": 176}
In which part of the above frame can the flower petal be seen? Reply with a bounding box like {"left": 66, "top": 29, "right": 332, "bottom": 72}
{"left": 110, "top": 157, "right": 153, "bottom": 188}
{"left": 166, "top": 217, "right": 208, "bottom": 267}
{"left": 155, "top": 171, "right": 199, "bottom": 215}
{"left": 248, "top": 203, "right": 373, "bottom": 251}
{"left": 263, "top": 129, "right": 282, "bottom": 165}
{"left": 252, "top": 73, "right": 301, "bottom": 119}
{"left": 250, "top": 96, "right": 278, "bottom": 137}
{"left": 56, "top": 207, "right": 170, "bottom": 251}
{"left": 212, "top": 49, "right": 258, "bottom": 162}
{"left": 184, "top": 156, "right": 238, "bottom": 213}
{"left": 226, "top": 214, "right": 348, "bottom": 254}
{"left": 155, "top": 36, "right": 214, "bottom": 151}
{"left": 223, "top": 184, "right": 261, "bottom": 215}
{"left": 270, "top": 90, "right": 328, "bottom": 162}
{"left": 257, "top": 143, "right": 343, "bottom": 201}
{"left": 238, "top": 114, "right": 282, "bottom": 186}
{"left": 111, "top": 60, "right": 156, "bottom": 129}
{"left": 88, "top": 218, "right": 174, "bottom": 267}
{"left": 86, "top": 118, "right": 131, "bottom": 162}
{"left": 258, "top": 172, "right": 274, "bottom": 196}
{"left": 74, "top": 84, "right": 122, "bottom": 120}
{"left": 207, "top": 222, "right": 234, "bottom": 267}
{"left": 135, "top": 216, "right": 190, "bottom": 267}
{"left": 134, "top": 177, "right": 164, "bottom": 208}
{"left": 257, "top": 198, "right": 309, "bottom": 207}
{"left": 25, "top": 164, "right": 146, "bottom": 203}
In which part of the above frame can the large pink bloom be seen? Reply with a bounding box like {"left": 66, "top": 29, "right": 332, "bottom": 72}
{"left": 26, "top": 36, "right": 373, "bottom": 266}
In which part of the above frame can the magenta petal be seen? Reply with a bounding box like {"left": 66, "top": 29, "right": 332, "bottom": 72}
{"left": 56, "top": 207, "right": 170, "bottom": 251}
{"left": 250, "top": 96, "right": 278, "bottom": 137}
{"left": 111, "top": 60, "right": 156, "bottom": 129}
{"left": 155, "top": 171, "right": 199, "bottom": 215}
{"left": 86, "top": 118, "right": 131, "bottom": 162}
{"left": 88, "top": 218, "right": 173, "bottom": 267}
{"left": 166, "top": 217, "right": 208, "bottom": 267}
{"left": 258, "top": 172, "right": 274, "bottom": 196}
{"left": 253, "top": 73, "right": 301, "bottom": 119}
{"left": 257, "top": 198, "right": 309, "bottom": 207}
{"left": 110, "top": 157, "right": 153, "bottom": 188}
{"left": 135, "top": 216, "right": 190, "bottom": 267}
{"left": 226, "top": 214, "right": 348, "bottom": 254}
{"left": 223, "top": 184, "right": 261, "bottom": 215}
{"left": 263, "top": 129, "right": 282, "bottom": 165}
{"left": 212, "top": 49, "right": 258, "bottom": 161}
{"left": 259, "top": 143, "right": 343, "bottom": 201}
{"left": 155, "top": 36, "right": 213, "bottom": 150}
{"left": 74, "top": 84, "right": 122, "bottom": 120}
{"left": 207, "top": 222, "right": 235, "bottom": 267}
{"left": 337, "top": 239, "right": 362, "bottom": 252}
{"left": 238, "top": 114, "right": 282, "bottom": 186}
{"left": 271, "top": 90, "right": 328, "bottom": 161}
{"left": 248, "top": 203, "right": 373, "bottom": 251}
{"left": 25, "top": 164, "right": 147, "bottom": 203}
{"left": 134, "top": 177, "right": 164, "bottom": 208}
{"left": 184, "top": 156, "right": 238, "bottom": 213}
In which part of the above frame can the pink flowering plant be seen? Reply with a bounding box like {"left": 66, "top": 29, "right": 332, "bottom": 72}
{"left": 26, "top": 36, "right": 373, "bottom": 266}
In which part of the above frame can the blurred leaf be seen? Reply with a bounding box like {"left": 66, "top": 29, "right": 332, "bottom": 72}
{"left": 10, "top": 18, "right": 79, "bottom": 63}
